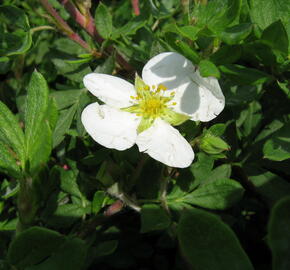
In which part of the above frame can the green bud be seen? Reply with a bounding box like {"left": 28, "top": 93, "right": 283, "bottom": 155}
{"left": 199, "top": 133, "right": 230, "bottom": 155}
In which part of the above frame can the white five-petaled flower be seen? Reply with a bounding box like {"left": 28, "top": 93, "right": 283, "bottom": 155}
{"left": 81, "top": 52, "right": 225, "bottom": 168}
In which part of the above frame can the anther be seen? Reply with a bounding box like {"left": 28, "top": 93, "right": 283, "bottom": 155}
{"left": 144, "top": 85, "right": 150, "bottom": 91}
{"left": 158, "top": 84, "right": 167, "bottom": 91}
{"left": 170, "top": 92, "right": 175, "bottom": 96}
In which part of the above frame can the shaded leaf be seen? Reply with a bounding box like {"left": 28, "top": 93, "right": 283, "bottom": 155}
{"left": 268, "top": 196, "right": 290, "bottom": 270}
{"left": 140, "top": 204, "right": 171, "bottom": 233}
{"left": 178, "top": 209, "right": 254, "bottom": 270}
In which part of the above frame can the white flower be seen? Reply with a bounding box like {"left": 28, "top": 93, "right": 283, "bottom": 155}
{"left": 81, "top": 52, "right": 225, "bottom": 168}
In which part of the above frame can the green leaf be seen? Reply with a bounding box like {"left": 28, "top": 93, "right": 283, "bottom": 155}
{"left": 178, "top": 209, "right": 254, "bottom": 270}
{"left": 8, "top": 226, "right": 64, "bottom": 268}
{"left": 268, "top": 196, "right": 290, "bottom": 270}
{"left": 95, "top": 3, "right": 113, "bottom": 39}
{"left": 263, "top": 123, "right": 290, "bottom": 161}
{"left": 175, "top": 40, "right": 201, "bottom": 64}
{"left": 261, "top": 20, "right": 289, "bottom": 54}
{"left": 0, "top": 141, "right": 21, "bottom": 178}
{"left": 94, "top": 54, "right": 115, "bottom": 74}
{"left": 140, "top": 204, "right": 171, "bottom": 233}
{"left": 203, "top": 164, "right": 232, "bottom": 184}
{"left": 25, "top": 71, "right": 49, "bottom": 149}
{"left": 0, "top": 101, "right": 25, "bottom": 167}
{"left": 210, "top": 45, "right": 242, "bottom": 65}
{"left": 25, "top": 71, "right": 51, "bottom": 173}
{"left": 45, "top": 204, "right": 87, "bottom": 228}
{"left": 247, "top": 166, "right": 290, "bottom": 206}
{"left": 199, "top": 60, "right": 220, "bottom": 78}
{"left": 148, "top": 0, "right": 178, "bottom": 19}
{"left": 0, "top": 31, "right": 32, "bottom": 57}
{"left": 92, "top": 191, "right": 106, "bottom": 213}
{"left": 0, "top": 136, "right": 20, "bottom": 178}
{"left": 208, "top": 123, "right": 227, "bottom": 136}
{"left": 182, "top": 178, "right": 244, "bottom": 210}
{"left": 46, "top": 97, "right": 58, "bottom": 131}
{"left": 0, "top": 218, "right": 18, "bottom": 231}
{"left": 219, "top": 64, "right": 272, "bottom": 85}
{"left": 249, "top": 0, "right": 290, "bottom": 30}
{"left": 51, "top": 89, "right": 83, "bottom": 110}
{"left": 0, "top": 6, "right": 32, "bottom": 56}
{"left": 26, "top": 237, "right": 87, "bottom": 270}
{"left": 236, "top": 101, "right": 262, "bottom": 138}
{"left": 53, "top": 104, "right": 77, "bottom": 148}
{"left": 221, "top": 23, "right": 252, "bottom": 45}
{"left": 52, "top": 59, "right": 91, "bottom": 83}
{"left": 193, "top": 0, "right": 242, "bottom": 33}
{"left": 277, "top": 81, "right": 290, "bottom": 98}
{"left": 95, "top": 240, "right": 118, "bottom": 257}
{"left": 190, "top": 152, "right": 214, "bottom": 188}
{"left": 0, "top": 6, "right": 30, "bottom": 30}
{"left": 113, "top": 16, "right": 146, "bottom": 38}
{"left": 179, "top": 25, "right": 201, "bottom": 41}
{"left": 59, "top": 168, "right": 82, "bottom": 198}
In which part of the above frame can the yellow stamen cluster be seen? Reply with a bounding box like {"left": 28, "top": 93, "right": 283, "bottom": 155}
{"left": 130, "top": 83, "right": 176, "bottom": 118}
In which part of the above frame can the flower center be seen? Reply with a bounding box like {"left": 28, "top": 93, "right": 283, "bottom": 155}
{"left": 121, "top": 75, "right": 189, "bottom": 134}
{"left": 129, "top": 84, "right": 175, "bottom": 119}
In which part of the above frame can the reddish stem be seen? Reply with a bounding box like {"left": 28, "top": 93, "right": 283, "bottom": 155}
{"left": 58, "top": 0, "right": 134, "bottom": 72}
{"left": 40, "top": 0, "right": 92, "bottom": 53}
{"left": 59, "top": 0, "right": 103, "bottom": 44}
{"left": 131, "top": 0, "right": 140, "bottom": 16}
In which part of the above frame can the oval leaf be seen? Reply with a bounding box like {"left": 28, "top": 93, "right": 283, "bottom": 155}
{"left": 178, "top": 209, "right": 254, "bottom": 270}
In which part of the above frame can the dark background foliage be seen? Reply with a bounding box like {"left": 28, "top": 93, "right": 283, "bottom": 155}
{"left": 0, "top": 0, "right": 290, "bottom": 269}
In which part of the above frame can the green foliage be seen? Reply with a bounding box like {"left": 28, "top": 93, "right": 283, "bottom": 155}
{"left": 0, "top": 5, "right": 32, "bottom": 56}
{"left": 140, "top": 204, "right": 171, "bottom": 233}
{"left": 25, "top": 71, "right": 52, "bottom": 173}
{"left": 0, "top": 0, "right": 290, "bottom": 268}
{"left": 95, "top": 3, "right": 113, "bottom": 39}
{"left": 268, "top": 196, "right": 290, "bottom": 270}
{"left": 182, "top": 178, "right": 244, "bottom": 210}
{"left": 0, "top": 101, "right": 25, "bottom": 171}
{"left": 178, "top": 209, "right": 254, "bottom": 270}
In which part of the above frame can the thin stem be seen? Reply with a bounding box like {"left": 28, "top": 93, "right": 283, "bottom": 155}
{"left": 58, "top": 0, "right": 103, "bottom": 44}
{"left": 152, "top": 19, "right": 160, "bottom": 31}
{"left": 57, "top": 0, "right": 134, "bottom": 72}
{"left": 159, "top": 166, "right": 171, "bottom": 214}
{"left": 39, "top": 0, "right": 93, "bottom": 53}
{"left": 30, "top": 25, "right": 55, "bottom": 33}
{"left": 131, "top": 0, "right": 140, "bottom": 16}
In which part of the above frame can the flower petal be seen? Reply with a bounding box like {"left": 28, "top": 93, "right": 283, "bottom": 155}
{"left": 142, "top": 52, "right": 194, "bottom": 90}
{"left": 136, "top": 119, "right": 194, "bottom": 168}
{"left": 170, "top": 71, "right": 225, "bottom": 122}
{"left": 142, "top": 52, "right": 225, "bottom": 122}
{"left": 83, "top": 73, "right": 136, "bottom": 108}
{"left": 81, "top": 102, "right": 140, "bottom": 150}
